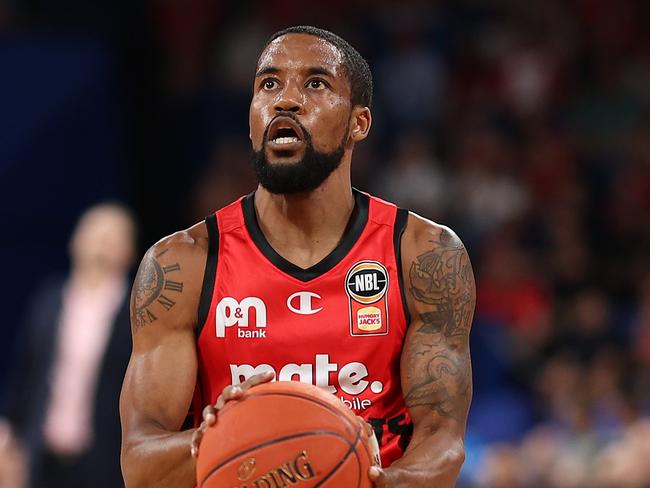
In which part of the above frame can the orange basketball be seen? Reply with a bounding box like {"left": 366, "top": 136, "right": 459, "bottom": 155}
{"left": 196, "top": 381, "right": 377, "bottom": 487}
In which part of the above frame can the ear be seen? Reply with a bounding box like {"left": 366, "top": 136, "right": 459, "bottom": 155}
{"left": 349, "top": 106, "right": 372, "bottom": 143}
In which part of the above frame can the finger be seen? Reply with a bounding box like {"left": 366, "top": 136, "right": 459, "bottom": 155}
{"left": 223, "top": 384, "right": 243, "bottom": 400}
{"left": 368, "top": 466, "right": 386, "bottom": 486}
{"left": 244, "top": 370, "right": 275, "bottom": 388}
{"left": 214, "top": 385, "right": 243, "bottom": 410}
{"left": 356, "top": 416, "right": 373, "bottom": 437}
{"left": 366, "top": 431, "right": 381, "bottom": 467}
{"left": 190, "top": 429, "right": 202, "bottom": 458}
{"left": 214, "top": 394, "right": 225, "bottom": 410}
{"left": 202, "top": 405, "right": 217, "bottom": 425}
{"left": 214, "top": 372, "right": 275, "bottom": 411}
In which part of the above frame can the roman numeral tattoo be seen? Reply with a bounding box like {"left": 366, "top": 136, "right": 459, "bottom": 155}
{"left": 164, "top": 280, "right": 183, "bottom": 292}
{"left": 157, "top": 294, "right": 176, "bottom": 311}
{"left": 163, "top": 263, "right": 180, "bottom": 273}
{"left": 131, "top": 249, "right": 184, "bottom": 329}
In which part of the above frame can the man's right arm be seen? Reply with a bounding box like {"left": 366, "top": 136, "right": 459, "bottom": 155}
{"left": 120, "top": 230, "right": 206, "bottom": 488}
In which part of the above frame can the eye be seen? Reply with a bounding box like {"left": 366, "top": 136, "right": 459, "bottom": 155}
{"left": 307, "top": 79, "right": 327, "bottom": 90}
{"left": 261, "top": 79, "right": 279, "bottom": 90}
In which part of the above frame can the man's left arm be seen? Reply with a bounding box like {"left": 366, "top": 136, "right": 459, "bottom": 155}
{"left": 370, "top": 215, "right": 475, "bottom": 487}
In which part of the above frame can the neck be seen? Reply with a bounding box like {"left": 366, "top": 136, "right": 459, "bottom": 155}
{"left": 253, "top": 165, "right": 355, "bottom": 269}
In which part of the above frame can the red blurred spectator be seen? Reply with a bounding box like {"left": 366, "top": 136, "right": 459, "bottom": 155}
{"left": 477, "top": 237, "right": 552, "bottom": 331}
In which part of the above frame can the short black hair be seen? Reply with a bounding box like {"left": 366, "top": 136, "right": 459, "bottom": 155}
{"left": 262, "top": 25, "right": 373, "bottom": 108}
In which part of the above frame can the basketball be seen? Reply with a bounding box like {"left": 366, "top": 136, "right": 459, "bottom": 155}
{"left": 195, "top": 381, "right": 378, "bottom": 487}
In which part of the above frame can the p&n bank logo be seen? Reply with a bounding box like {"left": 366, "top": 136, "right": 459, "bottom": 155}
{"left": 215, "top": 297, "right": 267, "bottom": 339}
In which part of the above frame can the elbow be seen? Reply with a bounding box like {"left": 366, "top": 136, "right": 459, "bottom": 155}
{"left": 121, "top": 440, "right": 146, "bottom": 488}
{"left": 445, "top": 440, "right": 466, "bottom": 474}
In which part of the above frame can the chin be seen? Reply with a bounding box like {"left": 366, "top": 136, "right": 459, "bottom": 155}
{"left": 266, "top": 151, "right": 304, "bottom": 165}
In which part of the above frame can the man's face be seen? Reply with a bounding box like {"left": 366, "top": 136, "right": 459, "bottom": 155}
{"left": 71, "top": 206, "right": 135, "bottom": 271}
{"left": 249, "top": 33, "right": 353, "bottom": 193}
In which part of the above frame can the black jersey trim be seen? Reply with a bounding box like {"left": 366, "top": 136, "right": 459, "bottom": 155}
{"left": 197, "top": 213, "right": 219, "bottom": 336}
{"left": 394, "top": 207, "right": 411, "bottom": 325}
{"left": 242, "top": 189, "right": 369, "bottom": 282}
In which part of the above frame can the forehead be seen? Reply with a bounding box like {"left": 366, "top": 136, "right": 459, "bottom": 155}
{"left": 257, "top": 33, "right": 345, "bottom": 76}
{"left": 79, "top": 207, "right": 133, "bottom": 233}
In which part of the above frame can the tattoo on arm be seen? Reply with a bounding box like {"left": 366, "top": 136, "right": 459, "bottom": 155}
{"left": 131, "top": 249, "right": 184, "bottom": 329}
{"left": 404, "top": 229, "right": 475, "bottom": 421}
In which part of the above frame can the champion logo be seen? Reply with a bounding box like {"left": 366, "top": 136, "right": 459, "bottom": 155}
{"left": 287, "top": 291, "right": 323, "bottom": 315}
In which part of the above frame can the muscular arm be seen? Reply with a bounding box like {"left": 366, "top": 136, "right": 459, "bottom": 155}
{"left": 120, "top": 228, "right": 207, "bottom": 488}
{"left": 373, "top": 214, "right": 475, "bottom": 487}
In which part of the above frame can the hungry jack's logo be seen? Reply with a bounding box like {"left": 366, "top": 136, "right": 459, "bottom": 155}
{"left": 345, "top": 261, "right": 389, "bottom": 336}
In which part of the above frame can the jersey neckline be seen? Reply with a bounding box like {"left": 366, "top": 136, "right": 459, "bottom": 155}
{"left": 241, "top": 189, "right": 369, "bottom": 282}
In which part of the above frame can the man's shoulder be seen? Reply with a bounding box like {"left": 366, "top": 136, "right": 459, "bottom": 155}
{"left": 402, "top": 211, "right": 464, "bottom": 253}
{"left": 131, "top": 221, "right": 210, "bottom": 332}
{"left": 398, "top": 211, "right": 475, "bottom": 335}
{"left": 149, "top": 221, "right": 209, "bottom": 260}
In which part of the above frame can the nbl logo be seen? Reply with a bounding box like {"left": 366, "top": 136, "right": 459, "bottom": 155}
{"left": 346, "top": 262, "right": 388, "bottom": 304}
{"left": 215, "top": 297, "right": 267, "bottom": 338}
{"left": 345, "top": 261, "right": 390, "bottom": 336}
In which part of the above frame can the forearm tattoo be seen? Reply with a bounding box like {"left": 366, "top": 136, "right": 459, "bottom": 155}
{"left": 131, "top": 249, "right": 184, "bottom": 329}
{"left": 404, "top": 229, "right": 475, "bottom": 421}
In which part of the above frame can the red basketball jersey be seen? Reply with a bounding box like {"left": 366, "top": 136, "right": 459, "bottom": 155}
{"left": 195, "top": 189, "right": 412, "bottom": 466}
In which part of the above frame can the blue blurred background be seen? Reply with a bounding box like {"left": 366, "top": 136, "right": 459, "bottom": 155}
{"left": 1, "top": 0, "right": 649, "bottom": 486}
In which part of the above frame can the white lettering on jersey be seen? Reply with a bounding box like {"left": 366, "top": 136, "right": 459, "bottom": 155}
{"left": 215, "top": 297, "right": 266, "bottom": 338}
{"left": 229, "top": 354, "right": 384, "bottom": 398}
{"left": 277, "top": 363, "right": 312, "bottom": 383}
{"left": 229, "top": 363, "right": 274, "bottom": 384}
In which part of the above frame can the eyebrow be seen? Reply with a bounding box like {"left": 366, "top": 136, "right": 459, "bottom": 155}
{"left": 255, "top": 66, "right": 280, "bottom": 77}
{"left": 254, "top": 65, "right": 336, "bottom": 78}
{"left": 305, "top": 66, "right": 335, "bottom": 78}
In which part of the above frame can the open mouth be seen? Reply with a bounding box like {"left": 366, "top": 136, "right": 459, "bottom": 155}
{"left": 273, "top": 127, "right": 300, "bottom": 145}
{"left": 267, "top": 117, "right": 305, "bottom": 147}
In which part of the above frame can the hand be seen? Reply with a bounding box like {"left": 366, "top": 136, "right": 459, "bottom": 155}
{"left": 368, "top": 454, "right": 462, "bottom": 488}
{"left": 356, "top": 416, "right": 381, "bottom": 468}
{"left": 368, "top": 466, "right": 414, "bottom": 488}
{"left": 190, "top": 371, "right": 275, "bottom": 458}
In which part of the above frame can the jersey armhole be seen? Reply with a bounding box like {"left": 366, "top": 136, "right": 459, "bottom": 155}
{"left": 197, "top": 213, "right": 219, "bottom": 336}
{"left": 394, "top": 208, "right": 411, "bottom": 326}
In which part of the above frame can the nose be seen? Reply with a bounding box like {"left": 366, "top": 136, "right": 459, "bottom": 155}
{"left": 274, "top": 81, "right": 303, "bottom": 113}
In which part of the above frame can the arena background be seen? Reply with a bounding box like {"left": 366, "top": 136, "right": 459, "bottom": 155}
{"left": 1, "top": 1, "right": 649, "bottom": 486}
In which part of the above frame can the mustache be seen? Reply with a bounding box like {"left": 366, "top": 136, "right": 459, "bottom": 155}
{"left": 263, "top": 112, "right": 311, "bottom": 142}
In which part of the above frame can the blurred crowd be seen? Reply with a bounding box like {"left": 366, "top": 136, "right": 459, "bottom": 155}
{"left": 173, "top": 2, "right": 650, "bottom": 487}
{"left": 2, "top": 0, "right": 650, "bottom": 487}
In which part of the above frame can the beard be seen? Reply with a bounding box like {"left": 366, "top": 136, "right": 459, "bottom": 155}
{"left": 251, "top": 117, "right": 347, "bottom": 195}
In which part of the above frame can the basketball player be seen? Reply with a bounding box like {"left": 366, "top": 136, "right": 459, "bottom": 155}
{"left": 120, "top": 26, "right": 475, "bottom": 487}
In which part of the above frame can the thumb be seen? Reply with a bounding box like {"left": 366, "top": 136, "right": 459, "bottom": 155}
{"left": 368, "top": 466, "right": 387, "bottom": 485}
